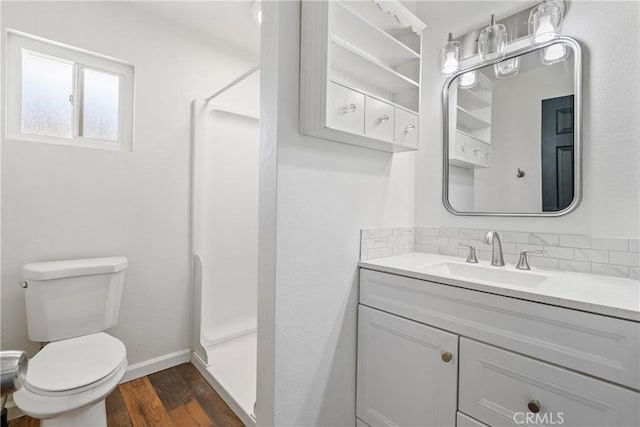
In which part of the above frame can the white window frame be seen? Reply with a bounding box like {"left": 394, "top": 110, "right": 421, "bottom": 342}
{"left": 5, "top": 30, "right": 134, "bottom": 151}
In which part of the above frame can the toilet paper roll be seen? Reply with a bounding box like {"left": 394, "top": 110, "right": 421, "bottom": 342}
{"left": 1, "top": 351, "right": 28, "bottom": 395}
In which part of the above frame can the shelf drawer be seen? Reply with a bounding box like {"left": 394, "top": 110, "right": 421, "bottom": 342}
{"left": 459, "top": 338, "right": 640, "bottom": 427}
{"left": 364, "top": 96, "right": 394, "bottom": 142}
{"left": 394, "top": 108, "right": 419, "bottom": 148}
{"left": 327, "top": 82, "right": 365, "bottom": 135}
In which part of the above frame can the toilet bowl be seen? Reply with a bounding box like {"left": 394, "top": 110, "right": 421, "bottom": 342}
{"left": 14, "top": 333, "right": 127, "bottom": 426}
{"left": 15, "top": 257, "right": 128, "bottom": 426}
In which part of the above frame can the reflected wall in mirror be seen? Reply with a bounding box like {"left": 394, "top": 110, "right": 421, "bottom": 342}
{"left": 443, "top": 38, "right": 581, "bottom": 216}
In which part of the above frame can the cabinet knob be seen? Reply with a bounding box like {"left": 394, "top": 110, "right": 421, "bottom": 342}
{"left": 441, "top": 352, "right": 453, "bottom": 363}
{"left": 343, "top": 104, "right": 357, "bottom": 113}
{"left": 404, "top": 124, "right": 416, "bottom": 133}
{"left": 528, "top": 400, "right": 541, "bottom": 413}
{"left": 377, "top": 114, "right": 389, "bottom": 124}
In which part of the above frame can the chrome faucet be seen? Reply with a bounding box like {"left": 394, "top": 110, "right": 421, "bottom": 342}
{"left": 483, "top": 231, "right": 505, "bottom": 266}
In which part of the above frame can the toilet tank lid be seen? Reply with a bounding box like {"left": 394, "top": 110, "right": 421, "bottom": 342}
{"left": 23, "top": 256, "right": 128, "bottom": 280}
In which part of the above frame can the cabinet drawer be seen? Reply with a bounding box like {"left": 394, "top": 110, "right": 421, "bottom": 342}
{"left": 365, "top": 96, "right": 394, "bottom": 142}
{"left": 359, "top": 269, "right": 640, "bottom": 389}
{"left": 457, "top": 412, "right": 489, "bottom": 427}
{"left": 459, "top": 338, "right": 640, "bottom": 427}
{"left": 326, "top": 82, "right": 365, "bottom": 135}
{"left": 357, "top": 305, "right": 458, "bottom": 427}
{"left": 394, "top": 108, "right": 419, "bottom": 148}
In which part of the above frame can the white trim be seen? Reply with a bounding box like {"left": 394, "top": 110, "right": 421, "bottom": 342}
{"left": 191, "top": 352, "right": 256, "bottom": 427}
{"left": 119, "top": 348, "right": 190, "bottom": 383}
{"left": 202, "top": 327, "right": 257, "bottom": 348}
{"left": 6, "top": 400, "right": 24, "bottom": 421}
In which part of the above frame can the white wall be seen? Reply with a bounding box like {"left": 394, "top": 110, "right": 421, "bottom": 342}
{"left": 1, "top": 2, "right": 256, "bottom": 368}
{"left": 473, "top": 60, "right": 574, "bottom": 212}
{"left": 258, "top": 2, "right": 415, "bottom": 425}
{"left": 416, "top": 1, "right": 640, "bottom": 237}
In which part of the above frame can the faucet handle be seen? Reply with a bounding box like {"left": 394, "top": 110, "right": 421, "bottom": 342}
{"left": 458, "top": 244, "right": 478, "bottom": 263}
{"left": 516, "top": 249, "right": 543, "bottom": 270}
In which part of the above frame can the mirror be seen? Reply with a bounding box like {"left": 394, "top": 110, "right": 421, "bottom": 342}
{"left": 443, "top": 38, "right": 582, "bottom": 216}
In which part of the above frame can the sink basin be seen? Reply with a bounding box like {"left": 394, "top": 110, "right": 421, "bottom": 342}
{"left": 422, "top": 262, "right": 549, "bottom": 288}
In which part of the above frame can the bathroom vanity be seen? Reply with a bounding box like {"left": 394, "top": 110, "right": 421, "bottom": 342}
{"left": 356, "top": 253, "right": 640, "bottom": 427}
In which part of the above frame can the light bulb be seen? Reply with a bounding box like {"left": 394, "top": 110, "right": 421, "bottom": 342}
{"left": 251, "top": 0, "right": 262, "bottom": 26}
{"left": 534, "top": 15, "right": 555, "bottom": 43}
{"left": 542, "top": 43, "right": 569, "bottom": 65}
{"left": 529, "top": 0, "right": 563, "bottom": 46}
{"left": 442, "top": 52, "right": 458, "bottom": 74}
{"left": 478, "top": 15, "right": 507, "bottom": 62}
{"left": 459, "top": 71, "right": 477, "bottom": 89}
{"left": 494, "top": 57, "right": 520, "bottom": 78}
{"left": 441, "top": 33, "right": 461, "bottom": 75}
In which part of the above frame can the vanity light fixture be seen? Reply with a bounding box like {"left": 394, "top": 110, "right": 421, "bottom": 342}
{"left": 458, "top": 71, "right": 477, "bottom": 89}
{"left": 528, "top": 0, "right": 564, "bottom": 45}
{"left": 441, "top": 33, "right": 461, "bottom": 75}
{"left": 494, "top": 57, "right": 520, "bottom": 78}
{"left": 541, "top": 43, "right": 569, "bottom": 65}
{"left": 478, "top": 15, "right": 507, "bottom": 62}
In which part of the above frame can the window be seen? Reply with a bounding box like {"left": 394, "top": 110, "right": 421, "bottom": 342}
{"left": 6, "top": 30, "right": 134, "bottom": 151}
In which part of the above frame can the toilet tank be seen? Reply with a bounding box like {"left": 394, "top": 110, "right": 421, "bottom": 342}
{"left": 22, "top": 257, "right": 128, "bottom": 342}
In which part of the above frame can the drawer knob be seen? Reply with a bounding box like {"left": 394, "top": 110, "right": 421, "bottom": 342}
{"left": 343, "top": 104, "right": 357, "bottom": 114}
{"left": 404, "top": 124, "right": 416, "bottom": 133}
{"left": 528, "top": 400, "right": 541, "bottom": 413}
{"left": 441, "top": 352, "right": 453, "bottom": 363}
{"left": 377, "top": 115, "right": 390, "bottom": 124}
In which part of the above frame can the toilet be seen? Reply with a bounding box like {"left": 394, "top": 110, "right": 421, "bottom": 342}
{"left": 13, "top": 257, "right": 128, "bottom": 427}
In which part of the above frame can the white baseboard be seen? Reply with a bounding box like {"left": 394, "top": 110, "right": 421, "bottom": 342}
{"left": 7, "top": 400, "right": 24, "bottom": 421}
{"left": 120, "top": 348, "right": 191, "bottom": 383}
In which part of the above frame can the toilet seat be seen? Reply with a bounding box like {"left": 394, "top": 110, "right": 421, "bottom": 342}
{"left": 25, "top": 332, "right": 126, "bottom": 396}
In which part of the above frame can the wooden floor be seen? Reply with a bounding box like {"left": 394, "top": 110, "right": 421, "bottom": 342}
{"left": 10, "top": 363, "right": 245, "bottom": 427}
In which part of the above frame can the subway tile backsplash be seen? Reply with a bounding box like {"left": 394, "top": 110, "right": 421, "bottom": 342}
{"left": 360, "top": 226, "right": 640, "bottom": 280}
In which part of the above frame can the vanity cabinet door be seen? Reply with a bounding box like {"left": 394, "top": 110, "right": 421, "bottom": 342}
{"left": 357, "top": 305, "right": 458, "bottom": 427}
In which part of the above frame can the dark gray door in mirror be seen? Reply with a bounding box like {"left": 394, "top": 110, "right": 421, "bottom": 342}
{"left": 443, "top": 37, "right": 582, "bottom": 216}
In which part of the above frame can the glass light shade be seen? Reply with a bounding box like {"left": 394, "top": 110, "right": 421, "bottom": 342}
{"left": 541, "top": 43, "right": 569, "bottom": 65}
{"left": 441, "top": 38, "right": 461, "bottom": 75}
{"left": 529, "top": 0, "right": 563, "bottom": 45}
{"left": 459, "top": 71, "right": 477, "bottom": 89}
{"left": 494, "top": 57, "right": 520, "bottom": 79}
{"left": 478, "top": 17, "right": 507, "bottom": 62}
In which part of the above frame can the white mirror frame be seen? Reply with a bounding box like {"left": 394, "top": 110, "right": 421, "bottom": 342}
{"left": 442, "top": 36, "right": 582, "bottom": 217}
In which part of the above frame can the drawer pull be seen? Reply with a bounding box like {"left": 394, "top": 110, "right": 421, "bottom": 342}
{"left": 343, "top": 104, "right": 357, "bottom": 114}
{"left": 441, "top": 352, "right": 453, "bottom": 363}
{"left": 528, "top": 400, "right": 541, "bottom": 413}
{"left": 377, "top": 115, "right": 390, "bottom": 124}
{"left": 404, "top": 124, "right": 416, "bottom": 133}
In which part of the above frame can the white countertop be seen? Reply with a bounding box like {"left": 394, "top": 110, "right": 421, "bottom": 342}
{"left": 359, "top": 252, "right": 640, "bottom": 322}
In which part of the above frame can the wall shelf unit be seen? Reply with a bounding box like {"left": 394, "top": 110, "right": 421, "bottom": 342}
{"left": 301, "top": 0, "right": 426, "bottom": 153}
